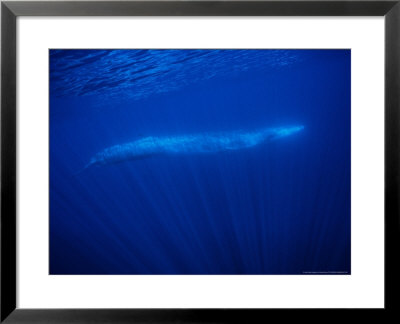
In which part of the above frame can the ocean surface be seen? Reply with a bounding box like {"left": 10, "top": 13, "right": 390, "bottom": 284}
{"left": 49, "top": 49, "right": 351, "bottom": 274}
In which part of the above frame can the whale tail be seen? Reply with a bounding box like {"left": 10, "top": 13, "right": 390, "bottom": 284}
{"left": 73, "top": 161, "right": 94, "bottom": 177}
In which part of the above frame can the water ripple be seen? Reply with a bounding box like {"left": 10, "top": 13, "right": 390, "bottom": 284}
{"left": 50, "top": 49, "right": 300, "bottom": 101}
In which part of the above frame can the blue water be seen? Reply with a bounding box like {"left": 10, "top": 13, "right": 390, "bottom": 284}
{"left": 50, "top": 49, "right": 350, "bottom": 275}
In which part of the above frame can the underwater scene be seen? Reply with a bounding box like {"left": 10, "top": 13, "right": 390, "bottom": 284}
{"left": 50, "top": 49, "right": 350, "bottom": 274}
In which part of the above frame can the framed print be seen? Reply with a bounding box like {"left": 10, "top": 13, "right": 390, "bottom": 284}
{"left": 1, "top": 1, "right": 399, "bottom": 323}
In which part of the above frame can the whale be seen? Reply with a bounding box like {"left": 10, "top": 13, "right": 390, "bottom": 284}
{"left": 79, "top": 125, "right": 304, "bottom": 172}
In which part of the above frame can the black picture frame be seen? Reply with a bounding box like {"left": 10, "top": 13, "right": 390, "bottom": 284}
{"left": 1, "top": 0, "right": 399, "bottom": 322}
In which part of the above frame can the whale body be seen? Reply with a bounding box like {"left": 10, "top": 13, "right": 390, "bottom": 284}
{"left": 82, "top": 125, "right": 304, "bottom": 171}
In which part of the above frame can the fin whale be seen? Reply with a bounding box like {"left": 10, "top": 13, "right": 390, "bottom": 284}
{"left": 80, "top": 125, "right": 304, "bottom": 172}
